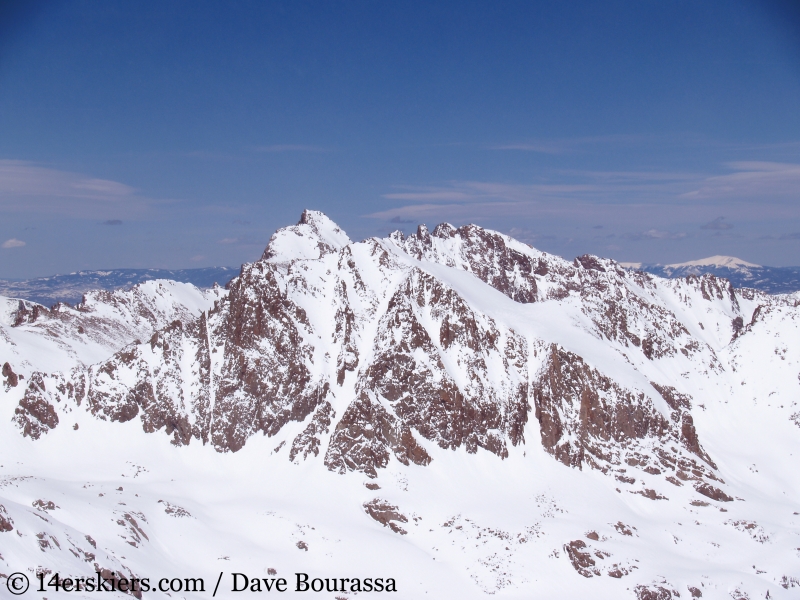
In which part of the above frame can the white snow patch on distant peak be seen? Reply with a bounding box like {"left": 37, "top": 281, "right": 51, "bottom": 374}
{"left": 262, "top": 209, "right": 352, "bottom": 262}
{"left": 618, "top": 262, "right": 642, "bottom": 269}
{"left": 665, "top": 255, "right": 761, "bottom": 269}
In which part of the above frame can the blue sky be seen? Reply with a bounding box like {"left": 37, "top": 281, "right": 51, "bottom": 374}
{"left": 1, "top": 0, "right": 799, "bottom": 277}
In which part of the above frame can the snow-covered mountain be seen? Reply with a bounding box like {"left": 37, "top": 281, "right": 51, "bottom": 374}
{"left": 0, "top": 267, "right": 237, "bottom": 307}
{"left": 662, "top": 256, "right": 762, "bottom": 270}
{"left": 624, "top": 256, "right": 800, "bottom": 295}
{"left": 1, "top": 210, "right": 798, "bottom": 599}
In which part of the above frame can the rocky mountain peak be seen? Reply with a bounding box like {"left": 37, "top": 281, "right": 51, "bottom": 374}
{"left": 261, "top": 209, "right": 352, "bottom": 262}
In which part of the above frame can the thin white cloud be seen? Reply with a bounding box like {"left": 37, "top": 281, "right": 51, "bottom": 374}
{"left": 382, "top": 191, "right": 474, "bottom": 201}
{"left": 700, "top": 217, "right": 733, "bottom": 230}
{"left": 624, "top": 229, "right": 687, "bottom": 241}
{"left": 367, "top": 201, "right": 531, "bottom": 222}
{"left": 218, "top": 237, "right": 239, "bottom": 244}
{"left": 488, "top": 134, "right": 662, "bottom": 154}
{"left": 370, "top": 162, "right": 800, "bottom": 222}
{"left": 0, "top": 160, "right": 152, "bottom": 218}
{"left": 0, "top": 160, "right": 135, "bottom": 198}
{"left": 2, "top": 238, "right": 26, "bottom": 248}
{"left": 681, "top": 162, "right": 800, "bottom": 200}
{"left": 253, "top": 144, "right": 329, "bottom": 153}
{"left": 489, "top": 142, "right": 568, "bottom": 154}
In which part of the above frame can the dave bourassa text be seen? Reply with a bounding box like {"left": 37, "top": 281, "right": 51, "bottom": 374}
{"left": 230, "top": 572, "right": 397, "bottom": 593}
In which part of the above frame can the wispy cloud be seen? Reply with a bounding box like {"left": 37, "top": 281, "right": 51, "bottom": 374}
{"left": 102, "top": 219, "right": 123, "bottom": 226}
{"left": 252, "top": 144, "right": 330, "bottom": 153}
{"left": 623, "top": 229, "right": 687, "bottom": 241}
{"left": 369, "top": 161, "right": 800, "bottom": 224}
{"left": 681, "top": 162, "right": 800, "bottom": 200}
{"left": 365, "top": 161, "right": 800, "bottom": 260}
{"left": 489, "top": 142, "right": 570, "bottom": 154}
{"left": 2, "top": 238, "right": 25, "bottom": 248}
{"left": 700, "top": 217, "right": 732, "bottom": 230}
{"left": 0, "top": 160, "right": 134, "bottom": 198}
{"left": 382, "top": 190, "right": 474, "bottom": 201}
{"left": 0, "top": 160, "right": 152, "bottom": 218}
{"left": 218, "top": 237, "right": 239, "bottom": 244}
{"left": 488, "top": 134, "right": 667, "bottom": 155}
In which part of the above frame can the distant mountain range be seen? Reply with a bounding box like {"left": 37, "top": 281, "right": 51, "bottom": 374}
{"left": 0, "top": 267, "right": 238, "bottom": 306}
{"left": 620, "top": 255, "right": 800, "bottom": 294}
{"left": 0, "top": 255, "right": 797, "bottom": 312}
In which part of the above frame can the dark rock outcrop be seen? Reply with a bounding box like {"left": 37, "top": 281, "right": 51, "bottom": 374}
{"left": 564, "top": 540, "right": 599, "bottom": 577}
{"left": 363, "top": 498, "right": 409, "bottom": 534}
{"left": 0, "top": 504, "right": 13, "bottom": 532}
{"left": 2, "top": 361, "right": 18, "bottom": 387}
{"left": 534, "top": 346, "right": 670, "bottom": 468}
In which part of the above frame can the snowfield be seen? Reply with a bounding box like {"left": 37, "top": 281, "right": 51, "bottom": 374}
{"left": 1, "top": 211, "right": 798, "bottom": 599}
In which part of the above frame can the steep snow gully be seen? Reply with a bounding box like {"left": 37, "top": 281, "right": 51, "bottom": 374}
{"left": 1, "top": 210, "right": 799, "bottom": 599}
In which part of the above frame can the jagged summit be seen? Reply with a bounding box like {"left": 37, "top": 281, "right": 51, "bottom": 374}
{"left": 261, "top": 208, "right": 352, "bottom": 262}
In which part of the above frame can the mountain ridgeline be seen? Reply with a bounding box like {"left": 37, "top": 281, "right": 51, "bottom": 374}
{"left": 12, "top": 211, "right": 795, "bottom": 502}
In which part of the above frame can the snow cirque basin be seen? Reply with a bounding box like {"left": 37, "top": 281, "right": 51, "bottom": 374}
{"left": 1, "top": 397, "right": 798, "bottom": 600}
{"left": 1, "top": 211, "right": 799, "bottom": 599}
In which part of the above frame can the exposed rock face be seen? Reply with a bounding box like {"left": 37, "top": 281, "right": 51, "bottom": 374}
{"left": 634, "top": 584, "right": 679, "bottom": 600}
{"left": 209, "top": 262, "right": 326, "bottom": 451}
{"left": 15, "top": 261, "right": 328, "bottom": 453}
{"left": 531, "top": 345, "right": 719, "bottom": 496}
{"left": 396, "top": 223, "right": 540, "bottom": 303}
{"left": 325, "top": 393, "right": 431, "bottom": 478}
{"left": 686, "top": 273, "right": 739, "bottom": 307}
{"left": 564, "top": 539, "right": 599, "bottom": 577}
{"left": 95, "top": 566, "right": 143, "bottom": 600}
{"left": 14, "top": 372, "right": 60, "bottom": 439}
{"left": 2, "top": 361, "right": 18, "bottom": 387}
{"left": 326, "top": 268, "right": 528, "bottom": 478}
{"left": 695, "top": 482, "right": 733, "bottom": 502}
{"left": 13, "top": 210, "right": 764, "bottom": 499}
{"left": 290, "top": 401, "right": 335, "bottom": 462}
{"left": 363, "top": 498, "right": 409, "bottom": 534}
{"left": 0, "top": 504, "right": 13, "bottom": 532}
{"left": 534, "top": 346, "right": 662, "bottom": 468}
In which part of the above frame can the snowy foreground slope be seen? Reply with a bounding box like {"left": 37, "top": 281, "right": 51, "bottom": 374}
{"left": 1, "top": 210, "right": 799, "bottom": 600}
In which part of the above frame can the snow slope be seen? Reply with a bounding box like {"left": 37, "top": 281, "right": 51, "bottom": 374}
{"left": 0, "top": 279, "right": 226, "bottom": 376}
{"left": 1, "top": 211, "right": 798, "bottom": 599}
